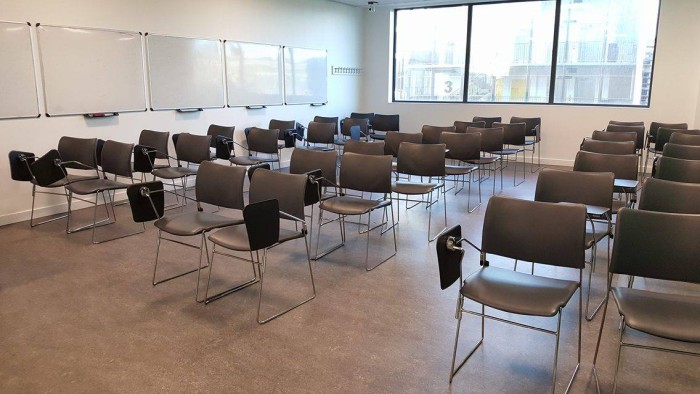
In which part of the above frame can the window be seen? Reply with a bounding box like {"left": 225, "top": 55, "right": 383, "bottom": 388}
{"left": 468, "top": 1, "right": 556, "bottom": 103}
{"left": 394, "top": 6, "right": 468, "bottom": 102}
{"left": 554, "top": 0, "right": 660, "bottom": 105}
{"left": 392, "top": 0, "right": 660, "bottom": 107}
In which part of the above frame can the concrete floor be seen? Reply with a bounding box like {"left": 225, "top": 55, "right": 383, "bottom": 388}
{"left": 1, "top": 163, "right": 698, "bottom": 393}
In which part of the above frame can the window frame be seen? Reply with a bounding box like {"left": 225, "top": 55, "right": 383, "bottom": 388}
{"left": 391, "top": 0, "right": 662, "bottom": 108}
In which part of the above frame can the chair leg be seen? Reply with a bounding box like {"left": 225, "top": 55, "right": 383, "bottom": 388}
{"left": 612, "top": 320, "right": 627, "bottom": 394}
{"left": 551, "top": 312, "right": 563, "bottom": 394}
{"left": 202, "top": 244, "right": 259, "bottom": 304}
{"left": 366, "top": 205, "right": 397, "bottom": 271}
{"left": 152, "top": 230, "right": 210, "bottom": 286}
{"left": 592, "top": 277, "right": 612, "bottom": 393}
{"left": 449, "top": 298, "right": 484, "bottom": 383}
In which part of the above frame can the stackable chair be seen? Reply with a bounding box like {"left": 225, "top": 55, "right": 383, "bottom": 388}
{"left": 580, "top": 139, "right": 636, "bottom": 155}
{"left": 573, "top": 151, "right": 638, "bottom": 210}
{"left": 370, "top": 114, "right": 399, "bottom": 140}
{"left": 350, "top": 112, "right": 374, "bottom": 129}
{"left": 440, "top": 132, "right": 480, "bottom": 212}
{"left": 421, "top": 125, "right": 456, "bottom": 144}
{"left": 384, "top": 131, "right": 423, "bottom": 176}
{"left": 510, "top": 116, "right": 541, "bottom": 172}
{"left": 126, "top": 161, "right": 245, "bottom": 301}
{"left": 268, "top": 119, "right": 296, "bottom": 152}
{"left": 453, "top": 120, "right": 485, "bottom": 133}
{"left": 313, "top": 115, "right": 339, "bottom": 135}
{"left": 645, "top": 127, "right": 698, "bottom": 175}
{"left": 315, "top": 152, "right": 397, "bottom": 271}
{"left": 343, "top": 140, "right": 385, "bottom": 155}
{"left": 465, "top": 126, "right": 503, "bottom": 195}
{"left": 206, "top": 124, "right": 235, "bottom": 159}
{"left": 472, "top": 116, "right": 500, "bottom": 128}
{"left": 136, "top": 129, "right": 171, "bottom": 180}
{"left": 301, "top": 121, "right": 336, "bottom": 151}
{"left": 644, "top": 122, "right": 687, "bottom": 176}
{"left": 592, "top": 208, "right": 700, "bottom": 393}
{"left": 535, "top": 168, "right": 614, "bottom": 321}
{"left": 653, "top": 156, "right": 700, "bottom": 184}
{"left": 605, "top": 123, "right": 644, "bottom": 152}
{"left": 392, "top": 142, "right": 447, "bottom": 242}
{"left": 436, "top": 196, "right": 586, "bottom": 392}
{"left": 669, "top": 132, "right": 700, "bottom": 146}
{"left": 492, "top": 122, "right": 526, "bottom": 186}
{"left": 335, "top": 117, "right": 370, "bottom": 151}
{"left": 647, "top": 121, "right": 686, "bottom": 149}
{"left": 289, "top": 148, "right": 337, "bottom": 241}
{"left": 228, "top": 127, "right": 281, "bottom": 169}
{"left": 204, "top": 169, "right": 316, "bottom": 323}
{"left": 662, "top": 143, "right": 700, "bottom": 160}
{"left": 638, "top": 177, "right": 700, "bottom": 214}
{"left": 591, "top": 130, "right": 637, "bottom": 145}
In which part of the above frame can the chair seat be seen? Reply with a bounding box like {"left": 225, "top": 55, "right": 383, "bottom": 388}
{"left": 208, "top": 224, "right": 304, "bottom": 251}
{"left": 155, "top": 212, "right": 243, "bottom": 236}
{"left": 492, "top": 148, "right": 524, "bottom": 156}
{"left": 301, "top": 145, "right": 335, "bottom": 152}
{"left": 320, "top": 195, "right": 391, "bottom": 216}
{"left": 152, "top": 166, "right": 197, "bottom": 179}
{"left": 392, "top": 181, "right": 438, "bottom": 195}
{"left": 461, "top": 267, "right": 579, "bottom": 317}
{"left": 514, "top": 140, "right": 536, "bottom": 147}
{"left": 466, "top": 157, "right": 500, "bottom": 165}
{"left": 229, "top": 156, "right": 262, "bottom": 166}
{"left": 585, "top": 226, "right": 609, "bottom": 249}
{"left": 445, "top": 164, "right": 478, "bottom": 175}
{"left": 66, "top": 178, "right": 131, "bottom": 194}
{"left": 32, "top": 173, "right": 98, "bottom": 188}
{"left": 612, "top": 287, "right": 700, "bottom": 343}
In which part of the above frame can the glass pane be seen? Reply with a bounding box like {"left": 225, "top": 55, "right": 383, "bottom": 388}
{"left": 554, "top": 0, "right": 659, "bottom": 105}
{"left": 468, "top": 1, "right": 556, "bottom": 103}
{"left": 394, "top": 6, "right": 468, "bottom": 102}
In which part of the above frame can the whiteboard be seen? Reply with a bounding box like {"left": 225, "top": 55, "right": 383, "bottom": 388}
{"left": 147, "top": 34, "right": 225, "bottom": 110}
{"left": 37, "top": 24, "right": 146, "bottom": 116}
{"left": 225, "top": 41, "right": 283, "bottom": 107}
{"left": 0, "top": 21, "right": 40, "bottom": 119}
{"left": 283, "top": 47, "right": 327, "bottom": 105}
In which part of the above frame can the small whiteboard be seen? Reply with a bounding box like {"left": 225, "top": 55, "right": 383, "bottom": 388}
{"left": 0, "top": 21, "right": 40, "bottom": 119}
{"left": 37, "top": 24, "right": 146, "bottom": 116}
{"left": 283, "top": 47, "right": 327, "bottom": 105}
{"left": 225, "top": 41, "right": 283, "bottom": 107}
{"left": 147, "top": 34, "right": 225, "bottom": 110}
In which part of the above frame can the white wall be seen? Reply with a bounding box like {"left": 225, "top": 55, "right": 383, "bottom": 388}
{"left": 362, "top": 0, "right": 700, "bottom": 165}
{"left": 0, "top": 0, "right": 364, "bottom": 225}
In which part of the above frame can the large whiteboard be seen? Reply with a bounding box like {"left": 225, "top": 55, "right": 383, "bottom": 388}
{"left": 37, "top": 24, "right": 146, "bottom": 116}
{"left": 225, "top": 41, "right": 283, "bottom": 107}
{"left": 147, "top": 34, "right": 225, "bottom": 110}
{"left": 0, "top": 21, "right": 39, "bottom": 119}
{"left": 284, "top": 47, "right": 327, "bottom": 105}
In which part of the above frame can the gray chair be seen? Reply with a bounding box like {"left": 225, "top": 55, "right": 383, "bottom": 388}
{"left": 315, "top": 152, "right": 397, "bottom": 271}
{"left": 206, "top": 124, "right": 235, "bottom": 149}
{"left": 644, "top": 122, "right": 688, "bottom": 176}
{"left": 472, "top": 116, "right": 501, "bottom": 128}
{"left": 440, "top": 132, "right": 480, "bottom": 212}
{"left": 421, "top": 125, "right": 456, "bottom": 144}
{"left": 638, "top": 177, "right": 700, "bottom": 214}
{"left": 591, "top": 130, "right": 637, "bottom": 144}
{"left": 648, "top": 121, "right": 687, "bottom": 147}
{"left": 654, "top": 156, "right": 700, "bottom": 184}
{"left": 453, "top": 120, "right": 485, "bottom": 133}
{"left": 383, "top": 131, "right": 422, "bottom": 158}
{"left": 205, "top": 170, "right": 316, "bottom": 323}
{"left": 662, "top": 142, "right": 700, "bottom": 160}
{"left": 580, "top": 139, "right": 636, "bottom": 155}
{"left": 336, "top": 117, "right": 370, "bottom": 146}
{"left": 592, "top": 208, "right": 700, "bottom": 393}
{"left": 371, "top": 114, "right": 399, "bottom": 140}
{"left": 289, "top": 148, "right": 338, "bottom": 240}
{"left": 510, "top": 116, "right": 541, "bottom": 172}
{"left": 343, "top": 140, "right": 385, "bottom": 156}
{"left": 139, "top": 129, "right": 171, "bottom": 169}
{"left": 605, "top": 123, "right": 644, "bottom": 151}
{"left": 64, "top": 140, "right": 143, "bottom": 243}
{"left": 492, "top": 122, "right": 526, "bottom": 186}
{"left": 269, "top": 119, "right": 296, "bottom": 151}
{"left": 302, "top": 121, "right": 336, "bottom": 151}
{"left": 350, "top": 112, "right": 374, "bottom": 128}
{"left": 437, "top": 196, "right": 585, "bottom": 392}
{"left": 230, "top": 127, "right": 280, "bottom": 169}
{"left": 151, "top": 133, "right": 212, "bottom": 206}
{"left": 535, "top": 168, "right": 615, "bottom": 321}
{"left": 392, "top": 142, "right": 447, "bottom": 242}
{"left": 126, "top": 161, "right": 245, "bottom": 302}
{"left": 313, "top": 115, "right": 339, "bottom": 135}
{"left": 669, "top": 131, "right": 700, "bottom": 146}
{"left": 573, "top": 151, "right": 638, "bottom": 211}
{"left": 465, "top": 126, "right": 503, "bottom": 195}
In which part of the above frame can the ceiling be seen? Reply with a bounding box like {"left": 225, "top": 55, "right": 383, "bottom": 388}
{"left": 330, "top": 0, "right": 496, "bottom": 9}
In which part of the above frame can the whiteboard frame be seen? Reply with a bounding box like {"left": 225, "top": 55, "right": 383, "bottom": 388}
{"left": 283, "top": 46, "right": 328, "bottom": 106}
{"left": 36, "top": 23, "right": 147, "bottom": 117}
{"left": 224, "top": 40, "right": 284, "bottom": 108}
{"left": 146, "top": 33, "right": 226, "bottom": 111}
{"left": 0, "top": 20, "right": 40, "bottom": 120}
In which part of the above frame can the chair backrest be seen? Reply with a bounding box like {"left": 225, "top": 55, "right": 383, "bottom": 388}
{"left": 649, "top": 121, "right": 687, "bottom": 139}
{"left": 591, "top": 130, "right": 637, "bottom": 144}
{"left": 247, "top": 127, "right": 279, "bottom": 154}
{"left": 609, "top": 120, "right": 644, "bottom": 127}
{"left": 482, "top": 196, "right": 586, "bottom": 269}
{"left": 580, "top": 139, "right": 636, "bottom": 155}
{"left": 654, "top": 156, "right": 700, "bottom": 184}
{"left": 421, "top": 125, "right": 456, "bottom": 144}
{"left": 289, "top": 148, "right": 337, "bottom": 186}
{"left": 96, "top": 139, "right": 105, "bottom": 167}
{"left": 250, "top": 169, "right": 307, "bottom": 220}
{"left": 396, "top": 142, "right": 446, "bottom": 177}
{"left": 175, "top": 133, "right": 212, "bottom": 164}
{"left": 313, "top": 116, "right": 339, "bottom": 134}
{"left": 243, "top": 199, "right": 281, "bottom": 251}
{"left": 206, "top": 124, "right": 234, "bottom": 148}
{"left": 535, "top": 168, "right": 614, "bottom": 210}
{"left": 247, "top": 163, "right": 271, "bottom": 182}
{"left": 100, "top": 140, "right": 134, "bottom": 178}
{"left": 454, "top": 120, "right": 485, "bottom": 133}
{"left": 612, "top": 208, "right": 700, "bottom": 284}
{"left": 662, "top": 143, "right": 700, "bottom": 160}
{"left": 435, "top": 224, "right": 464, "bottom": 290}
{"left": 466, "top": 126, "right": 503, "bottom": 153}
{"left": 509, "top": 116, "right": 540, "bottom": 137}
{"left": 344, "top": 140, "right": 385, "bottom": 156}
{"left": 373, "top": 114, "right": 400, "bottom": 132}
{"left": 384, "top": 131, "right": 422, "bottom": 157}
{"left": 139, "top": 129, "right": 170, "bottom": 159}
{"left": 126, "top": 181, "right": 165, "bottom": 222}
{"left": 339, "top": 152, "right": 392, "bottom": 194}
{"left": 195, "top": 161, "right": 245, "bottom": 210}
{"left": 341, "top": 117, "right": 370, "bottom": 137}
{"left": 440, "top": 132, "right": 480, "bottom": 162}
{"left": 638, "top": 177, "right": 700, "bottom": 214}
{"left": 306, "top": 121, "right": 336, "bottom": 144}
{"left": 350, "top": 112, "right": 374, "bottom": 126}
{"left": 8, "top": 150, "right": 35, "bottom": 181}
{"left": 573, "top": 151, "right": 638, "bottom": 181}
{"left": 654, "top": 127, "right": 695, "bottom": 152}
{"left": 605, "top": 124, "right": 644, "bottom": 149}
{"left": 472, "top": 116, "right": 501, "bottom": 128}
{"left": 269, "top": 119, "right": 295, "bottom": 136}
{"left": 669, "top": 131, "right": 700, "bottom": 146}
{"left": 493, "top": 122, "right": 526, "bottom": 145}
{"left": 57, "top": 136, "right": 98, "bottom": 170}
{"left": 30, "top": 149, "right": 66, "bottom": 187}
